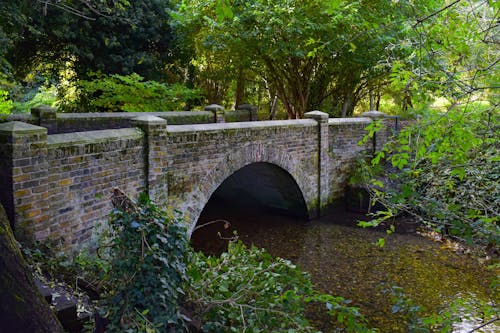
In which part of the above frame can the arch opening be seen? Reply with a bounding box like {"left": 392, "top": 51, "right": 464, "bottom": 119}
{"left": 191, "top": 162, "right": 309, "bottom": 254}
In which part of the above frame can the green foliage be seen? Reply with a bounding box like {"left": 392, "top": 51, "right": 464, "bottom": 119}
{"left": 389, "top": 1, "right": 498, "bottom": 112}
{"left": 173, "top": 0, "right": 425, "bottom": 118}
{"left": 59, "top": 73, "right": 201, "bottom": 112}
{"left": 12, "top": 86, "right": 57, "bottom": 113}
{"left": 187, "top": 240, "right": 373, "bottom": 332}
{"left": 101, "top": 194, "right": 190, "bottom": 332}
{"left": 356, "top": 105, "right": 499, "bottom": 247}
{"left": 2, "top": 1, "right": 179, "bottom": 83}
{"left": 0, "top": 90, "right": 13, "bottom": 115}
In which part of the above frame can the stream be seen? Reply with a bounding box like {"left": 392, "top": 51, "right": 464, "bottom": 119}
{"left": 191, "top": 201, "right": 499, "bottom": 332}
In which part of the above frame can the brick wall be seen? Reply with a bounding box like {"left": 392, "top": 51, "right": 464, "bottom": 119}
{"left": 0, "top": 112, "right": 383, "bottom": 251}
{"left": 327, "top": 118, "right": 373, "bottom": 202}
{"left": 44, "top": 129, "right": 146, "bottom": 249}
{"left": 163, "top": 120, "right": 320, "bottom": 232}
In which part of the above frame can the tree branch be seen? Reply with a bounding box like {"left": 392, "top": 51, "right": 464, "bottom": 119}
{"left": 413, "top": 0, "right": 462, "bottom": 27}
{"left": 468, "top": 317, "right": 499, "bottom": 333}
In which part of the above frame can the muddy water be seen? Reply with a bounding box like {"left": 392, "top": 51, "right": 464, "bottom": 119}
{"left": 191, "top": 203, "right": 499, "bottom": 332}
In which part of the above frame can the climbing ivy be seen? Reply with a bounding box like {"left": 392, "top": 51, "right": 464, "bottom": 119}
{"left": 100, "top": 193, "right": 190, "bottom": 332}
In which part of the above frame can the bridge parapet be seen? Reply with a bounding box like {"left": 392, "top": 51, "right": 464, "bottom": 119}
{"left": 0, "top": 120, "right": 145, "bottom": 248}
{"left": 164, "top": 118, "right": 321, "bottom": 231}
{"left": 2, "top": 104, "right": 260, "bottom": 134}
{"left": 0, "top": 111, "right": 394, "bottom": 251}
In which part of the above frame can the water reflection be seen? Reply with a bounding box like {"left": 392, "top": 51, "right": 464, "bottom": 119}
{"left": 191, "top": 203, "right": 499, "bottom": 332}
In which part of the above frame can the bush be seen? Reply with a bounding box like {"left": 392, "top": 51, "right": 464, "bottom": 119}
{"left": 355, "top": 105, "right": 499, "bottom": 248}
{"left": 186, "top": 240, "right": 373, "bottom": 333}
{"left": 101, "top": 193, "right": 190, "bottom": 332}
{"left": 12, "top": 85, "right": 57, "bottom": 113}
{"left": 0, "top": 89, "right": 12, "bottom": 114}
{"left": 59, "top": 73, "right": 201, "bottom": 113}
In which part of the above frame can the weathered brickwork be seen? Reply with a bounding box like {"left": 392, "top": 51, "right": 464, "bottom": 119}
{"left": 164, "top": 120, "right": 320, "bottom": 233}
{"left": 0, "top": 111, "right": 390, "bottom": 251}
{"left": 45, "top": 129, "right": 145, "bottom": 249}
{"left": 0, "top": 122, "right": 49, "bottom": 243}
{"left": 327, "top": 118, "right": 373, "bottom": 201}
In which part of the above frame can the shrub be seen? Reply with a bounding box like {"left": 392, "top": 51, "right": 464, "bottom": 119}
{"left": 0, "top": 89, "right": 12, "bottom": 114}
{"left": 186, "top": 240, "right": 373, "bottom": 333}
{"left": 101, "top": 193, "right": 190, "bottom": 332}
{"left": 355, "top": 105, "right": 499, "bottom": 248}
{"left": 59, "top": 73, "right": 201, "bottom": 113}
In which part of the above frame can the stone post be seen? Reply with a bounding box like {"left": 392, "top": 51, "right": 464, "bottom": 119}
{"left": 0, "top": 122, "right": 49, "bottom": 243}
{"left": 31, "top": 105, "right": 57, "bottom": 134}
{"left": 304, "top": 111, "right": 330, "bottom": 217}
{"left": 131, "top": 115, "right": 169, "bottom": 206}
{"left": 237, "top": 104, "right": 258, "bottom": 121}
{"left": 205, "top": 104, "right": 225, "bottom": 123}
{"left": 361, "top": 110, "right": 391, "bottom": 152}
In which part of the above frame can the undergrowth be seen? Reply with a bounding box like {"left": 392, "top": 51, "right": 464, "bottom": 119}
{"left": 352, "top": 105, "right": 499, "bottom": 250}
{"left": 24, "top": 193, "right": 374, "bottom": 333}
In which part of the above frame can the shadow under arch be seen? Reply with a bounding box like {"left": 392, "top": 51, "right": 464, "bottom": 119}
{"left": 191, "top": 162, "right": 309, "bottom": 254}
{"left": 182, "top": 144, "right": 316, "bottom": 236}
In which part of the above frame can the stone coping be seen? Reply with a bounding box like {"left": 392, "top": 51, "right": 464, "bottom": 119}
{"left": 166, "top": 119, "right": 317, "bottom": 133}
{"left": 328, "top": 117, "right": 372, "bottom": 125}
{"left": 47, "top": 128, "right": 143, "bottom": 147}
{"left": 56, "top": 111, "right": 211, "bottom": 119}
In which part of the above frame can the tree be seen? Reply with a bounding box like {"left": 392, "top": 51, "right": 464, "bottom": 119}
{"left": 3, "top": 0, "right": 181, "bottom": 83}
{"left": 173, "top": 0, "right": 433, "bottom": 118}
{"left": 356, "top": 0, "right": 500, "bottom": 247}
{"left": 0, "top": 203, "right": 64, "bottom": 332}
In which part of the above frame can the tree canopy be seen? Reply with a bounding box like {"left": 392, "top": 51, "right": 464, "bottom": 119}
{"left": 1, "top": 0, "right": 181, "bottom": 83}
{"left": 0, "top": 0, "right": 497, "bottom": 117}
{"left": 172, "top": 0, "right": 446, "bottom": 118}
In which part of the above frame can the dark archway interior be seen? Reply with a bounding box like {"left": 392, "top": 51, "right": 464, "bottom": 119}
{"left": 191, "top": 162, "right": 309, "bottom": 254}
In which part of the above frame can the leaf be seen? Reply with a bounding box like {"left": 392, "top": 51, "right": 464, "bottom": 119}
{"left": 215, "top": 0, "right": 233, "bottom": 21}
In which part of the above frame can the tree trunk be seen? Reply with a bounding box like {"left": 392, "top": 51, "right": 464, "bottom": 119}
{"left": 234, "top": 66, "right": 245, "bottom": 108}
{"left": 0, "top": 204, "right": 64, "bottom": 333}
{"left": 268, "top": 95, "right": 278, "bottom": 120}
{"left": 341, "top": 94, "right": 352, "bottom": 117}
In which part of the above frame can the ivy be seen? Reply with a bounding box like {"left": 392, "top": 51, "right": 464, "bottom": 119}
{"left": 100, "top": 193, "right": 190, "bottom": 332}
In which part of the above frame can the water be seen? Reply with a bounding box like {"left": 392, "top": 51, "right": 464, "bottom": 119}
{"left": 192, "top": 202, "right": 499, "bottom": 332}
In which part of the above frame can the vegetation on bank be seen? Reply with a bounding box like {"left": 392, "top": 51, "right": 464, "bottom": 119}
{"left": 353, "top": 105, "right": 499, "bottom": 250}
{"left": 25, "top": 191, "right": 499, "bottom": 332}
{"left": 26, "top": 193, "right": 374, "bottom": 332}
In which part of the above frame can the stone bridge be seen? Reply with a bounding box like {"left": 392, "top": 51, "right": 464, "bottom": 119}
{"left": 0, "top": 108, "right": 391, "bottom": 251}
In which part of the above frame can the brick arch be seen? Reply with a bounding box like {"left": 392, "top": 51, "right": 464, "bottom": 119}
{"left": 185, "top": 143, "right": 316, "bottom": 235}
